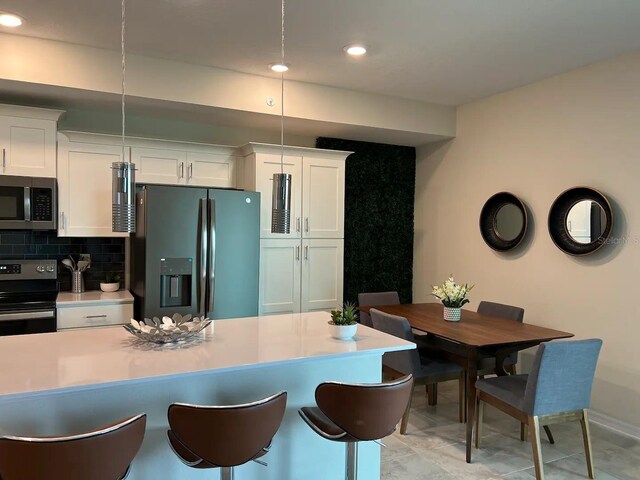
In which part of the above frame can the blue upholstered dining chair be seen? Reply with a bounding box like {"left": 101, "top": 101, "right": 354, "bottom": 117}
{"left": 477, "top": 301, "right": 525, "bottom": 375}
{"left": 369, "top": 308, "right": 465, "bottom": 430}
{"left": 474, "top": 339, "right": 603, "bottom": 480}
{"left": 357, "top": 291, "right": 400, "bottom": 327}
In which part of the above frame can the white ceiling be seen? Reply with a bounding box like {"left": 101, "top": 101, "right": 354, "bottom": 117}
{"left": 2, "top": 0, "right": 640, "bottom": 106}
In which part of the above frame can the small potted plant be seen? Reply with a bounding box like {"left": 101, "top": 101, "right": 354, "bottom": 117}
{"left": 100, "top": 273, "right": 121, "bottom": 292}
{"left": 432, "top": 275, "right": 474, "bottom": 322}
{"left": 329, "top": 302, "right": 359, "bottom": 340}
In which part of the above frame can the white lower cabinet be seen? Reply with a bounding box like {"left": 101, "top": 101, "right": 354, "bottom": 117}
{"left": 301, "top": 239, "right": 344, "bottom": 312}
{"left": 259, "top": 238, "right": 343, "bottom": 315}
{"left": 259, "top": 239, "right": 301, "bottom": 314}
{"left": 57, "top": 303, "right": 133, "bottom": 330}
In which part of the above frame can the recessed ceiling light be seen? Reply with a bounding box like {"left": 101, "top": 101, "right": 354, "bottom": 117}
{"left": 269, "top": 63, "right": 289, "bottom": 73}
{"left": 344, "top": 44, "right": 367, "bottom": 56}
{"left": 0, "top": 13, "right": 23, "bottom": 28}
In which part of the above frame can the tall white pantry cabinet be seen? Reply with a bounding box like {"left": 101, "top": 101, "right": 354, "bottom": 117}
{"left": 241, "top": 143, "right": 351, "bottom": 315}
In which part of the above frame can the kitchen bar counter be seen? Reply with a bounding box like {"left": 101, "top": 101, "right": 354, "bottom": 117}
{"left": 0, "top": 312, "right": 413, "bottom": 480}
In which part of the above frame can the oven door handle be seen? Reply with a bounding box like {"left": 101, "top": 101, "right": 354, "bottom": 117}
{"left": 0, "top": 311, "right": 55, "bottom": 322}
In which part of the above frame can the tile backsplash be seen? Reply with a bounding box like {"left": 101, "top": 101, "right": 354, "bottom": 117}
{"left": 0, "top": 230, "right": 125, "bottom": 291}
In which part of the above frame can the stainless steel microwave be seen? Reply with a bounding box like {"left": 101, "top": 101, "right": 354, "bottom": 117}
{"left": 0, "top": 176, "right": 57, "bottom": 230}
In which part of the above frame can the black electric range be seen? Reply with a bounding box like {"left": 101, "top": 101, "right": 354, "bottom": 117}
{"left": 0, "top": 259, "right": 58, "bottom": 336}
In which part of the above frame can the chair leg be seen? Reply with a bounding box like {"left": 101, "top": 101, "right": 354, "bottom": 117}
{"left": 426, "top": 383, "right": 438, "bottom": 406}
{"left": 345, "top": 442, "right": 358, "bottom": 480}
{"left": 543, "top": 425, "right": 555, "bottom": 445}
{"left": 529, "top": 416, "right": 545, "bottom": 480}
{"left": 475, "top": 393, "right": 484, "bottom": 449}
{"left": 400, "top": 391, "right": 412, "bottom": 435}
{"left": 220, "top": 467, "right": 234, "bottom": 480}
{"left": 520, "top": 423, "right": 528, "bottom": 441}
{"left": 580, "top": 409, "right": 595, "bottom": 479}
{"left": 458, "top": 371, "right": 466, "bottom": 423}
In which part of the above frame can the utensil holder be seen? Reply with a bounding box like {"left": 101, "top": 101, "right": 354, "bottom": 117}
{"left": 72, "top": 271, "right": 85, "bottom": 293}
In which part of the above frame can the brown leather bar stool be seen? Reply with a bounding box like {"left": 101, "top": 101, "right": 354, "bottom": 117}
{"left": 167, "top": 391, "right": 287, "bottom": 480}
{"left": 299, "top": 375, "right": 413, "bottom": 480}
{"left": 0, "top": 413, "right": 146, "bottom": 480}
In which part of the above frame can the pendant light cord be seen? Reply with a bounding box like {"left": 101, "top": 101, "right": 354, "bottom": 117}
{"left": 121, "top": 0, "right": 127, "bottom": 164}
{"left": 280, "top": 0, "right": 285, "bottom": 175}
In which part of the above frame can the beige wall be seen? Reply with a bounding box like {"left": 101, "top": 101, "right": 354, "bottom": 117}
{"left": 59, "top": 108, "right": 316, "bottom": 147}
{"left": 414, "top": 52, "right": 640, "bottom": 427}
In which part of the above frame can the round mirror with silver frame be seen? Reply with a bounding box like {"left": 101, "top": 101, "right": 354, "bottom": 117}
{"left": 480, "top": 192, "right": 528, "bottom": 251}
{"left": 548, "top": 187, "right": 613, "bottom": 256}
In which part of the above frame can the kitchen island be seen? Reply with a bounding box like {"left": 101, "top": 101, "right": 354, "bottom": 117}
{"left": 0, "top": 311, "right": 413, "bottom": 480}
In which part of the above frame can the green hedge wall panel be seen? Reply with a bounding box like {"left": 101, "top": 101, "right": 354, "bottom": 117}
{"left": 315, "top": 137, "right": 416, "bottom": 305}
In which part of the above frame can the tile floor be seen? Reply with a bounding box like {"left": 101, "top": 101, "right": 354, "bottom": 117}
{"left": 381, "top": 382, "right": 640, "bottom": 480}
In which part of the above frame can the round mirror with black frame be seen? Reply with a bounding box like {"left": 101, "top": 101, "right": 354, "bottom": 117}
{"left": 548, "top": 187, "right": 613, "bottom": 256}
{"left": 479, "top": 192, "right": 528, "bottom": 251}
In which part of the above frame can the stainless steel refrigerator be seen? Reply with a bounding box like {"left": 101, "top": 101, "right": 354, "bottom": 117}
{"left": 131, "top": 185, "right": 260, "bottom": 320}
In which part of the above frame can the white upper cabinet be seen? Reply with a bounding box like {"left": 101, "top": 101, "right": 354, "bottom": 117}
{"left": 57, "top": 133, "right": 128, "bottom": 237}
{"left": 249, "top": 152, "right": 302, "bottom": 239}
{"left": 0, "top": 105, "right": 63, "bottom": 178}
{"left": 187, "top": 151, "right": 237, "bottom": 188}
{"left": 302, "top": 156, "right": 345, "bottom": 238}
{"left": 133, "top": 147, "right": 188, "bottom": 185}
{"left": 241, "top": 143, "right": 350, "bottom": 240}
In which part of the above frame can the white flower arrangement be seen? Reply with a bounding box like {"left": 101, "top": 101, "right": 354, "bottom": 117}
{"left": 431, "top": 275, "right": 474, "bottom": 308}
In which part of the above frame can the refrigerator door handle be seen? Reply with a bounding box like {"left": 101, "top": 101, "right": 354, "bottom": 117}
{"left": 198, "top": 198, "right": 208, "bottom": 316}
{"left": 207, "top": 198, "right": 216, "bottom": 315}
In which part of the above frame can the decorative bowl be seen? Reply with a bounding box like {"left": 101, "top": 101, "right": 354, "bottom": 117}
{"left": 100, "top": 282, "right": 120, "bottom": 292}
{"left": 123, "top": 313, "right": 212, "bottom": 344}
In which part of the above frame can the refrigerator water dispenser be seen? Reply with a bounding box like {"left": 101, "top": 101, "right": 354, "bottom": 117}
{"left": 160, "top": 258, "right": 192, "bottom": 308}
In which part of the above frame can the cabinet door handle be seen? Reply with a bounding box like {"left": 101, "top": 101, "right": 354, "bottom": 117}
{"left": 188, "top": 163, "right": 193, "bottom": 179}
{"left": 179, "top": 162, "right": 184, "bottom": 179}
{"left": 296, "top": 245, "right": 300, "bottom": 261}
{"left": 304, "top": 245, "right": 308, "bottom": 260}
{"left": 296, "top": 217, "right": 301, "bottom": 233}
{"left": 61, "top": 211, "right": 66, "bottom": 231}
{"left": 84, "top": 315, "right": 107, "bottom": 319}
{"left": 305, "top": 218, "right": 309, "bottom": 233}
{"left": 2, "top": 148, "right": 5, "bottom": 171}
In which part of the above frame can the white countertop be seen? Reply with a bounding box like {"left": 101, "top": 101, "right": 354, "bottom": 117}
{"left": 56, "top": 290, "right": 134, "bottom": 307}
{"left": 0, "top": 312, "right": 413, "bottom": 399}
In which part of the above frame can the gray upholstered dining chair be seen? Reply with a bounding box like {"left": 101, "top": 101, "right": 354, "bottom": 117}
{"left": 477, "top": 301, "right": 525, "bottom": 375}
{"left": 357, "top": 291, "right": 400, "bottom": 327}
{"left": 370, "top": 308, "right": 465, "bottom": 429}
{"left": 474, "top": 339, "right": 603, "bottom": 480}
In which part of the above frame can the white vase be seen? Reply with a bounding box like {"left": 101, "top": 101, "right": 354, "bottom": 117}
{"left": 100, "top": 282, "right": 120, "bottom": 292}
{"left": 328, "top": 322, "right": 358, "bottom": 340}
{"left": 443, "top": 306, "right": 462, "bottom": 322}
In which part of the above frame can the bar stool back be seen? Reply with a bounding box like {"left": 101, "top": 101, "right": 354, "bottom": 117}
{"left": 0, "top": 414, "right": 146, "bottom": 480}
{"left": 299, "top": 375, "right": 413, "bottom": 480}
{"left": 167, "top": 391, "right": 287, "bottom": 480}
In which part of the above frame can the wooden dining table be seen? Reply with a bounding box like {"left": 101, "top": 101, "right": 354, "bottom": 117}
{"left": 359, "top": 302, "right": 574, "bottom": 463}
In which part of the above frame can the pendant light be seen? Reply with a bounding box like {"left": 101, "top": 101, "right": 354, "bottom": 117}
{"left": 271, "top": 0, "right": 292, "bottom": 234}
{"left": 112, "top": 0, "right": 136, "bottom": 233}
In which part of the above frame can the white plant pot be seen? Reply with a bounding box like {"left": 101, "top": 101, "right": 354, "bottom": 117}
{"left": 328, "top": 322, "right": 358, "bottom": 340}
{"left": 100, "top": 282, "right": 120, "bottom": 293}
{"left": 443, "top": 306, "right": 462, "bottom": 322}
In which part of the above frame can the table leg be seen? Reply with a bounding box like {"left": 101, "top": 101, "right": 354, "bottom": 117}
{"left": 494, "top": 349, "right": 509, "bottom": 376}
{"left": 466, "top": 347, "right": 478, "bottom": 463}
